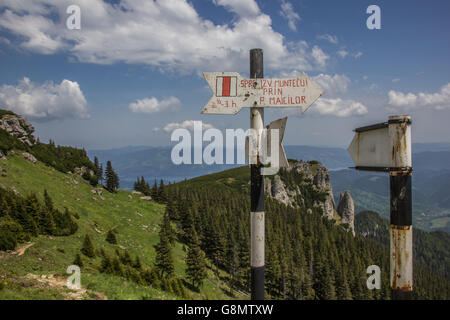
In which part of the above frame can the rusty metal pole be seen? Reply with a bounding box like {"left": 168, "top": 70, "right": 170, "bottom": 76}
{"left": 250, "top": 48, "right": 265, "bottom": 300}
{"left": 389, "top": 115, "right": 413, "bottom": 300}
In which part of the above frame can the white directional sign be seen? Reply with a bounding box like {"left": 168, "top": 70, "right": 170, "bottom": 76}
{"left": 245, "top": 117, "right": 289, "bottom": 169}
{"left": 202, "top": 72, "right": 324, "bottom": 114}
{"left": 265, "top": 117, "right": 288, "bottom": 169}
{"left": 347, "top": 116, "right": 412, "bottom": 171}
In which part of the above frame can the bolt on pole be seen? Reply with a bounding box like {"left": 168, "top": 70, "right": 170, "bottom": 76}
{"left": 388, "top": 115, "right": 413, "bottom": 300}
{"left": 250, "top": 48, "right": 265, "bottom": 300}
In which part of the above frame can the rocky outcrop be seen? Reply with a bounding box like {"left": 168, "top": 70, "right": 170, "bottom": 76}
{"left": 22, "top": 152, "right": 37, "bottom": 164}
{"left": 0, "top": 114, "right": 36, "bottom": 147}
{"left": 292, "top": 161, "right": 335, "bottom": 219}
{"left": 264, "top": 160, "right": 336, "bottom": 220}
{"left": 74, "top": 167, "right": 95, "bottom": 177}
{"left": 337, "top": 191, "right": 355, "bottom": 236}
{"left": 312, "top": 166, "right": 335, "bottom": 220}
{"left": 271, "top": 175, "right": 292, "bottom": 206}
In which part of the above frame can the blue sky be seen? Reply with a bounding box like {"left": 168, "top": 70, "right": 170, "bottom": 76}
{"left": 0, "top": 0, "right": 449, "bottom": 149}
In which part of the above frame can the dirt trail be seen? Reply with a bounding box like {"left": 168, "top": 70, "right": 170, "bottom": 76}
{"left": 26, "top": 274, "right": 107, "bottom": 300}
{"left": 13, "top": 242, "right": 34, "bottom": 256}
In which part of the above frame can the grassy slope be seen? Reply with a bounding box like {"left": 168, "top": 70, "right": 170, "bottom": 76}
{"left": 0, "top": 153, "right": 243, "bottom": 300}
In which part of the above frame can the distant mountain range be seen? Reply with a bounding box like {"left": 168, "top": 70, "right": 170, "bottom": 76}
{"left": 88, "top": 144, "right": 354, "bottom": 188}
{"left": 88, "top": 143, "right": 450, "bottom": 233}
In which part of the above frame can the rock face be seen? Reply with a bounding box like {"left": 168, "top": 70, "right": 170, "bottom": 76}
{"left": 293, "top": 161, "right": 335, "bottom": 219}
{"left": 271, "top": 175, "right": 292, "bottom": 206}
{"left": 337, "top": 191, "right": 355, "bottom": 236}
{"left": 0, "top": 114, "right": 36, "bottom": 147}
{"left": 265, "top": 160, "right": 335, "bottom": 220}
{"left": 312, "top": 166, "right": 335, "bottom": 220}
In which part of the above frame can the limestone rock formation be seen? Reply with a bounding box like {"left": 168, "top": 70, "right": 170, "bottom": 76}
{"left": 337, "top": 191, "right": 355, "bottom": 236}
{"left": 0, "top": 114, "right": 36, "bottom": 147}
{"left": 291, "top": 161, "right": 335, "bottom": 219}
{"left": 264, "top": 160, "right": 336, "bottom": 220}
{"left": 312, "top": 166, "right": 335, "bottom": 220}
{"left": 271, "top": 175, "right": 292, "bottom": 206}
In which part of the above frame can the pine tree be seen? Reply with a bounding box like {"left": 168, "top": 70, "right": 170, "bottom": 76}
{"left": 154, "top": 218, "right": 174, "bottom": 279}
{"left": 73, "top": 253, "right": 83, "bottom": 268}
{"left": 166, "top": 197, "right": 178, "bottom": 221}
{"left": 106, "top": 229, "right": 117, "bottom": 244}
{"left": 133, "top": 176, "right": 151, "bottom": 195}
{"left": 94, "top": 157, "right": 103, "bottom": 183}
{"left": 185, "top": 229, "right": 207, "bottom": 289}
{"left": 225, "top": 233, "right": 239, "bottom": 293}
{"left": 81, "top": 234, "right": 95, "bottom": 258}
{"left": 151, "top": 180, "right": 158, "bottom": 201}
{"left": 158, "top": 179, "right": 167, "bottom": 203}
{"left": 161, "top": 212, "right": 176, "bottom": 245}
{"left": 43, "top": 189, "right": 53, "bottom": 212}
{"left": 133, "top": 256, "right": 142, "bottom": 270}
{"left": 105, "top": 161, "right": 119, "bottom": 193}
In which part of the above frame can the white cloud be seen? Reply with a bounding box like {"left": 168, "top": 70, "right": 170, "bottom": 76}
{"left": 312, "top": 74, "right": 350, "bottom": 95}
{"left": 213, "top": 0, "right": 259, "bottom": 17}
{"left": 392, "top": 78, "right": 400, "bottom": 83}
{"left": 317, "top": 34, "right": 338, "bottom": 44}
{"left": 279, "top": 0, "right": 300, "bottom": 31}
{"left": 388, "top": 83, "right": 450, "bottom": 111}
{"left": 353, "top": 51, "right": 363, "bottom": 58}
{"left": 363, "top": 75, "right": 368, "bottom": 80}
{"left": 129, "top": 96, "right": 181, "bottom": 114}
{"left": 311, "top": 45, "right": 329, "bottom": 68}
{"left": 0, "top": 0, "right": 329, "bottom": 74}
{"left": 311, "top": 98, "right": 368, "bottom": 117}
{"left": 0, "top": 9, "right": 64, "bottom": 54}
{"left": 163, "top": 120, "right": 215, "bottom": 133}
{"left": 0, "top": 77, "right": 88, "bottom": 121}
{"left": 337, "top": 49, "right": 348, "bottom": 58}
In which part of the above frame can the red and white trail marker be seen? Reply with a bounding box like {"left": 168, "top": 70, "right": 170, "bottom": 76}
{"left": 202, "top": 72, "right": 324, "bottom": 115}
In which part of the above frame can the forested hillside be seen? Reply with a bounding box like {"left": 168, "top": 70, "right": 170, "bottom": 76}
{"left": 0, "top": 111, "right": 242, "bottom": 300}
{"left": 356, "top": 211, "right": 450, "bottom": 281}
{"left": 161, "top": 165, "right": 449, "bottom": 299}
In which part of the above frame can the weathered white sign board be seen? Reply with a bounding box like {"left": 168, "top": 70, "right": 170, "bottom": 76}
{"left": 347, "top": 116, "right": 412, "bottom": 171}
{"left": 245, "top": 117, "right": 289, "bottom": 169}
{"left": 202, "top": 72, "right": 324, "bottom": 114}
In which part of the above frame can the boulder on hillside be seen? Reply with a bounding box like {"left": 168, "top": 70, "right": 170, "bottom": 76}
{"left": 22, "top": 152, "right": 37, "bottom": 163}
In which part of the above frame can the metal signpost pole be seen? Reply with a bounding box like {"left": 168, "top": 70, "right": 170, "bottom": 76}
{"left": 348, "top": 114, "right": 413, "bottom": 300}
{"left": 388, "top": 115, "right": 413, "bottom": 300}
{"left": 249, "top": 48, "right": 265, "bottom": 300}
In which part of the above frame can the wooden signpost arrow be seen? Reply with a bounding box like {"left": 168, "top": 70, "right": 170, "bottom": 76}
{"left": 202, "top": 72, "right": 324, "bottom": 114}
{"left": 202, "top": 49, "right": 324, "bottom": 300}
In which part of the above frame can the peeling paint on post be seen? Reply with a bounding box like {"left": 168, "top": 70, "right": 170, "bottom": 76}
{"left": 389, "top": 115, "right": 413, "bottom": 300}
